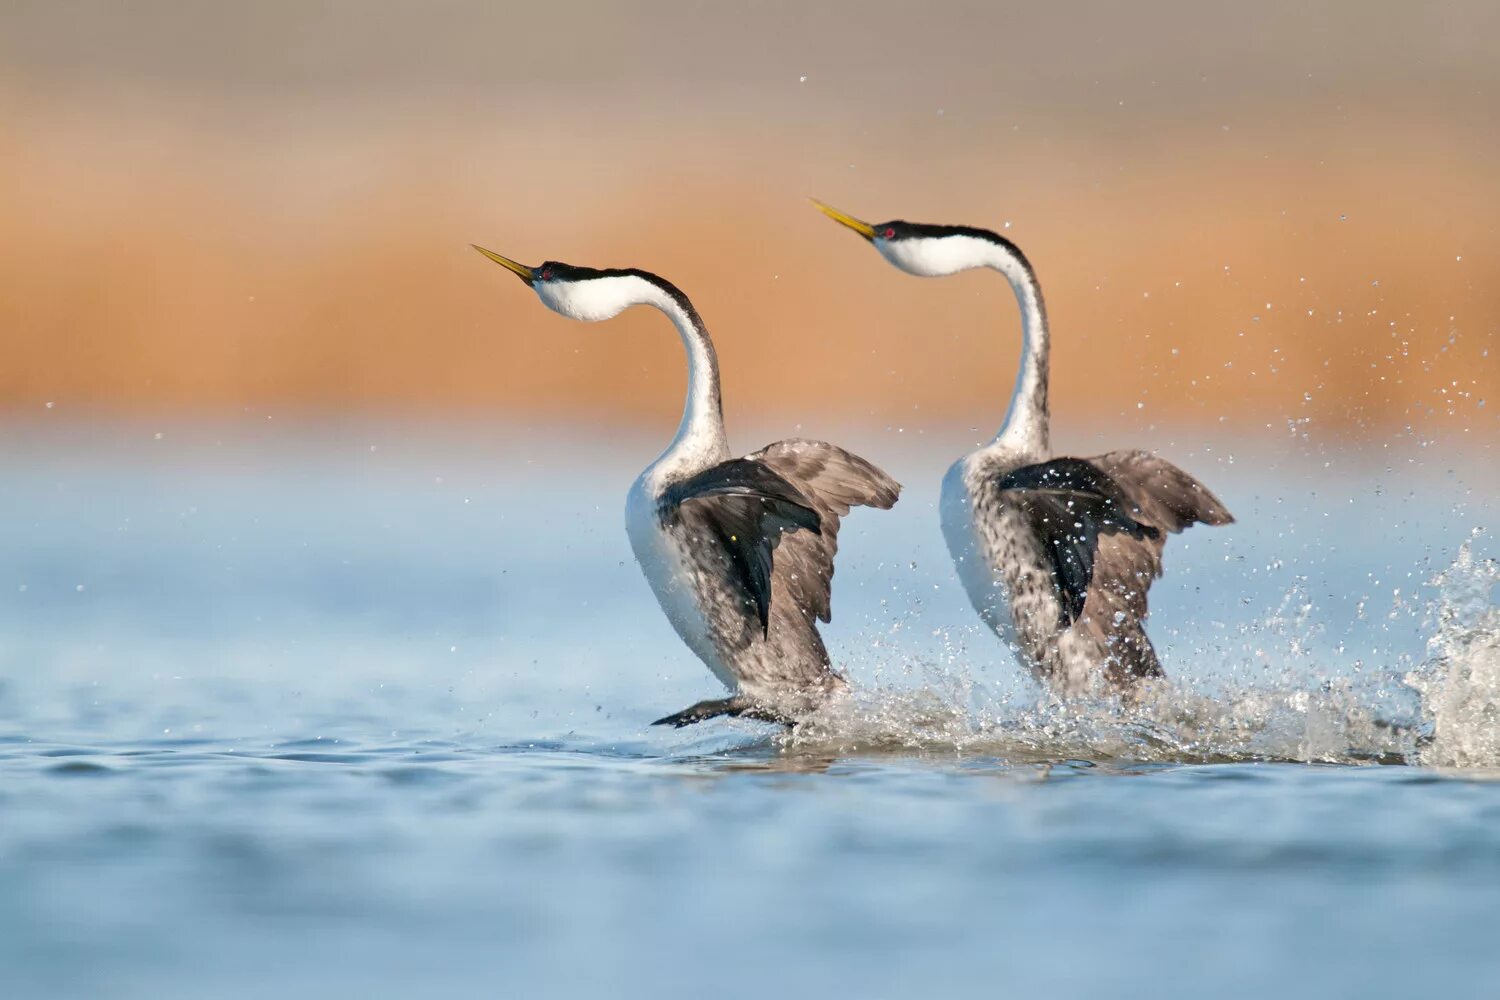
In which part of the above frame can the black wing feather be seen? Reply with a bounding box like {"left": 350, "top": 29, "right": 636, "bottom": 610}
{"left": 997, "top": 458, "right": 1159, "bottom": 625}
{"left": 749, "top": 439, "right": 901, "bottom": 624}
{"left": 660, "top": 459, "right": 822, "bottom": 634}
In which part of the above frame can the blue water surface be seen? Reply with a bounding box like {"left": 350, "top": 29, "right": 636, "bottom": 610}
{"left": 1, "top": 418, "right": 1496, "bottom": 999}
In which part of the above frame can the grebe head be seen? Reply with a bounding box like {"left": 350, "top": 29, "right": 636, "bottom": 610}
{"left": 811, "top": 200, "right": 1024, "bottom": 279}
{"left": 472, "top": 245, "right": 686, "bottom": 323}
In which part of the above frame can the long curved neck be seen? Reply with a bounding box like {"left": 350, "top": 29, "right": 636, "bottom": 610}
{"left": 984, "top": 241, "right": 1050, "bottom": 456}
{"left": 645, "top": 287, "right": 730, "bottom": 480}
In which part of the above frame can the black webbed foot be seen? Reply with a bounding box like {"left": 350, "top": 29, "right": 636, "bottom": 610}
{"left": 651, "top": 697, "right": 794, "bottom": 729}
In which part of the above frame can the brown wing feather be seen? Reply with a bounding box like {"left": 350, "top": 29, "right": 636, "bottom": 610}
{"left": 747, "top": 439, "right": 901, "bottom": 624}
{"left": 1075, "top": 450, "right": 1234, "bottom": 680}
{"left": 661, "top": 458, "right": 823, "bottom": 634}
{"left": 1089, "top": 450, "right": 1234, "bottom": 534}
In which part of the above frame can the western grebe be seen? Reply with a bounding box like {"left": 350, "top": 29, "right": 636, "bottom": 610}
{"left": 813, "top": 203, "right": 1232, "bottom": 696}
{"left": 474, "top": 245, "right": 900, "bottom": 726}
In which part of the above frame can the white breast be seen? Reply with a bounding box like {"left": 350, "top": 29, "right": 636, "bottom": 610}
{"left": 939, "top": 458, "right": 1019, "bottom": 650}
{"left": 623, "top": 477, "right": 736, "bottom": 690}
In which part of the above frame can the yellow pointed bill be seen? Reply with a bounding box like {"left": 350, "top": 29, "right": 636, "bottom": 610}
{"left": 810, "top": 199, "right": 876, "bottom": 240}
{"left": 471, "top": 244, "right": 535, "bottom": 282}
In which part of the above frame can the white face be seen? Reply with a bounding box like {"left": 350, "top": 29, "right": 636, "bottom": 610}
{"left": 533, "top": 274, "right": 652, "bottom": 322}
{"left": 874, "top": 233, "right": 995, "bottom": 277}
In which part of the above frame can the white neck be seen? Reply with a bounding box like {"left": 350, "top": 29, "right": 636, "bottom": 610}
{"left": 985, "top": 242, "right": 1050, "bottom": 456}
{"left": 537, "top": 272, "right": 730, "bottom": 482}
{"left": 650, "top": 288, "right": 730, "bottom": 480}
{"left": 877, "top": 233, "right": 1050, "bottom": 456}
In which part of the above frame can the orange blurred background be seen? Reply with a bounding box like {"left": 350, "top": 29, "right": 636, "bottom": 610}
{"left": 1, "top": 1, "right": 1495, "bottom": 438}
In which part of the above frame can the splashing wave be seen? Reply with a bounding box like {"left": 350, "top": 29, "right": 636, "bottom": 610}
{"left": 786, "top": 536, "right": 1498, "bottom": 769}
{"left": 1406, "top": 536, "right": 1500, "bottom": 768}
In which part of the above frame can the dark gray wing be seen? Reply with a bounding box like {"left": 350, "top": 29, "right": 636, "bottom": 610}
{"left": 1077, "top": 450, "right": 1235, "bottom": 679}
{"left": 660, "top": 458, "right": 821, "bottom": 634}
{"left": 1088, "top": 450, "right": 1234, "bottom": 536}
{"left": 747, "top": 439, "right": 901, "bottom": 625}
{"left": 997, "top": 458, "right": 1159, "bottom": 626}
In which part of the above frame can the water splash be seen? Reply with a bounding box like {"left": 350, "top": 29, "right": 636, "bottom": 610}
{"left": 783, "top": 675, "right": 1417, "bottom": 766}
{"left": 1405, "top": 533, "right": 1500, "bottom": 768}
{"left": 784, "top": 537, "right": 1498, "bottom": 769}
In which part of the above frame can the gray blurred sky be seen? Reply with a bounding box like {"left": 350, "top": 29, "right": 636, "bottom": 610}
{"left": 3, "top": 0, "right": 1497, "bottom": 127}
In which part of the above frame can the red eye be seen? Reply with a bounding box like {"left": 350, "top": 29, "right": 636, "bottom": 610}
{"left": 883, "top": 227, "right": 896, "bottom": 239}
{"left": 540, "top": 268, "right": 552, "bottom": 280}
